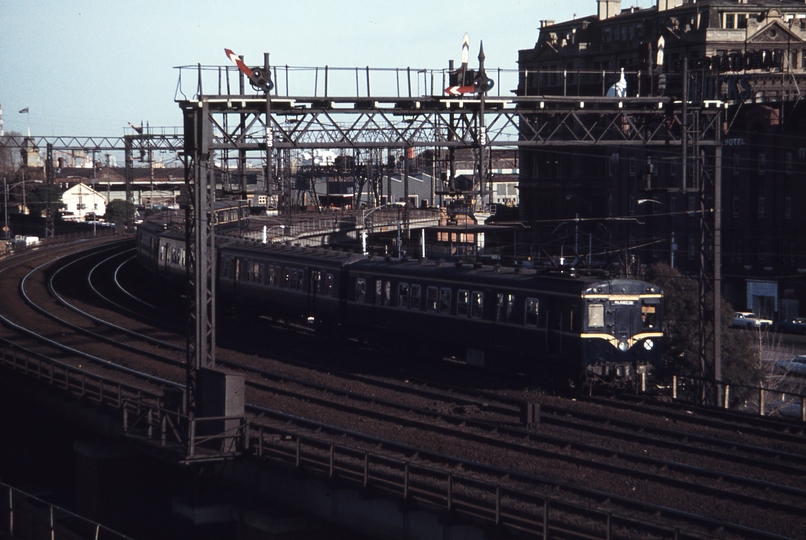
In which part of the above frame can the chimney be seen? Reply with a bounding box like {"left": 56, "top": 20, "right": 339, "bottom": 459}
{"left": 598, "top": 0, "right": 621, "bottom": 20}
{"left": 657, "top": 0, "right": 684, "bottom": 11}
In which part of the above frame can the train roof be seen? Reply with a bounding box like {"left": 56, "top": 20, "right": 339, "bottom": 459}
{"left": 219, "top": 240, "right": 367, "bottom": 269}
{"left": 351, "top": 257, "right": 661, "bottom": 296}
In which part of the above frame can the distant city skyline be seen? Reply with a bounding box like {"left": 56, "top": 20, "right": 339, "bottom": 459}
{"left": 1, "top": 0, "right": 655, "bottom": 137}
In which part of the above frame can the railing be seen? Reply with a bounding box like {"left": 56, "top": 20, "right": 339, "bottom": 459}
{"left": 175, "top": 63, "right": 520, "bottom": 101}
{"left": 122, "top": 400, "right": 247, "bottom": 461}
{"left": 665, "top": 373, "right": 806, "bottom": 421}
{"left": 0, "top": 341, "right": 160, "bottom": 412}
{"left": 247, "top": 421, "right": 725, "bottom": 540}
{"left": 1, "top": 481, "right": 136, "bottom": 540}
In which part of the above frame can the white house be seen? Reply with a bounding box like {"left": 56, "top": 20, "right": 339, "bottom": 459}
{"left": 62, "top": 183, "right": 107, "bottom": 221}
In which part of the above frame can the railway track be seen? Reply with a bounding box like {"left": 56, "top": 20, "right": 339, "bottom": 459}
{"left": 2, "top": 240, "right": 805, "bottom": 539}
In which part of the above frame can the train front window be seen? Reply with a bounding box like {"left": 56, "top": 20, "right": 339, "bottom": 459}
{"left": 525, "top": 297, "right": 539, "bottom": 326}
{"left": 641, "top": 305, "right": 657, "bottom": 328}
{"left": 398, "top": 283, "right": 409, "bottom": 308}
{"left": 356, "top": 278, "right": 366, "bottom": 303}
{"left": 410, "top": 285, "right": 421, "bottom": 309}
{"left": 457, "top": 290, "right": 469, "bottom": 316}
{"left": 588, "top": 303, "right": 605, "bottom": 328}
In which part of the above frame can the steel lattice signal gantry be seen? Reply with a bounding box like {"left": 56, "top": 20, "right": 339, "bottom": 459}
{"left": 180, "top": 90, "right": 724, "bottom": 413}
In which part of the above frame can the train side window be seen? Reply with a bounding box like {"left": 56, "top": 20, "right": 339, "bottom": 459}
{"left": 426, "top": 286, "right": 438, "bottom": 312}
{"left": 496, "top": 293, "right": 516, "bottom": 322}
{"left": 375, "top": 280, "right": 383, "bottom": 305}
{"left": 588, "top": 303, "right": 605, "bottom": 328}
{"left": 298, "top": 269, "right": 306, "bottom": 291}
{"left": 398, "top": 283, "right": 409, "bottom": 308}
{"left": 471, "top": 291, "right": 483, "bottom": 318}
{"left": 410, "top": 285, "right": 422, "bottom": 310}
{"left": 525, "top": 297, "right": 539, "bottom": 326}
{"left": 457, "top": 290, "right": 470, "bottom": 316}
{"left": 312, "top": 270, "right": 321, "bottom": 293}
{"left": 384, "top": 281, "right": 391, "bottom": 306}
{"left": 325, "top": 273, "right": 334, "bottom": 296}
{"left": 355, "top": 278, "right": 367, "bottom": 303}
{"left": 283, "top": 268, "right": 291, "bottom": 288}
{"left": 257, "top": 263, "right": 265, "bottom": 284}
{"left": 439, "top": 288, "right": 452, "bottom": 314}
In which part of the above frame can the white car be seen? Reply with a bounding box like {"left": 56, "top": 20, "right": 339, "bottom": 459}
{"left": 774, "top": 355, "right": 806, "bottom": 377}
{"left": 732, "top": 311, "right": 773, "bottom": 329}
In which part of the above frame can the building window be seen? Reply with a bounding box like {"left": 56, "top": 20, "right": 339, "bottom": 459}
{"left": 723, "top": 13, "right": 748, "bottom": 29}
{"left": 733, "top": 195, "right": 740, "bottom": 219}
{"left": 733, "top": 153, "right": 740, "bottom": 176}
{"left": 785, "top": 196, "right": 792, "bottom": 219}
{"left": 759, "top": 153, "right": 766, "bottom": 175}
{"left": 786, "top": 151, "right": 792, "bottom": 175}
{"left": 758, "top": 196, "right": 766, "bottom": 218}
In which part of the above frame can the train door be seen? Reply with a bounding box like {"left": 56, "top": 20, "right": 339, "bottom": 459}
{"left": 308, "top": 269, "right": 321, "bottom": 314}
{"left": 612, "top": 299, "right": 639, "bottom": 342}
{"left": 159, "top": 242, "right": 170, "bottom": 276}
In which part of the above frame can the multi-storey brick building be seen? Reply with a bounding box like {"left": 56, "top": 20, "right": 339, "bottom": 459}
{"left": 518, "top": 0, "right": 806, "bottom": 319}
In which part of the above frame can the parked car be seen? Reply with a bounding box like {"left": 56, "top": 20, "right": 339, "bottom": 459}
{"left": 776, "top": 317, "right": 806, "bottom": 334}
{"left": 774, "top": 355, "right": 806, "bottom": 377}
{"left": 732, "top": 311, "right": 773, "bottom": 329}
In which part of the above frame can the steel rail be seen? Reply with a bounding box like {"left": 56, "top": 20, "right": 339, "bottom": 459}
{"left": 245, "top": 404, "right": 795, "bottom": 540}
{"left": 238, "top": 370, "right": 806, "bottom": 514}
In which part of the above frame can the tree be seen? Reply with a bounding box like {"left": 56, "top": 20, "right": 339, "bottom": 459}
{"left": 644, "top": 263, "right": 762, "bottom": 400}
{"left": 104, "top": 199, "right": 134, "bottom": 224}
{"left": 25, "top": 182, "right": 64, "bottom": 217}
{"left": 0, "top": 132, "right": 22, "bottom": 178}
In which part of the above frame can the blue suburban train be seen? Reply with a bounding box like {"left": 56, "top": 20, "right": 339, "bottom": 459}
{"left": 137, "top": 220, "right": 663, "bottom": 386}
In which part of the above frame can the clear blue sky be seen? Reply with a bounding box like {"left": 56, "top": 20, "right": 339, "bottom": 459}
{"left": 1, "top": 0, "right": 654, "bottom": 137}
